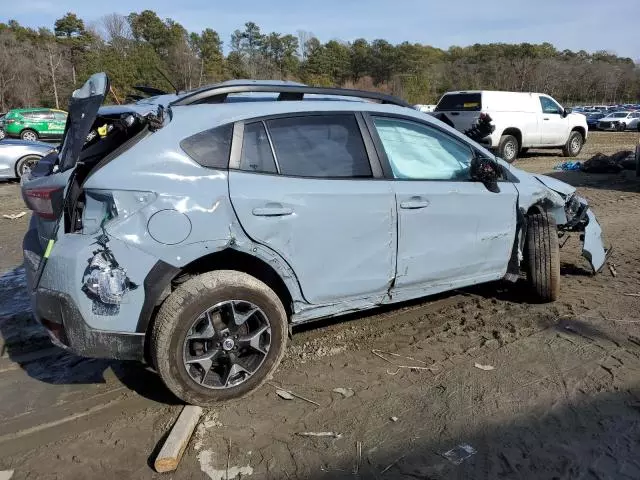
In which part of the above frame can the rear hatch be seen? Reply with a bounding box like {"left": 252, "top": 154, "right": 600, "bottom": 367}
{"left": 434, "top": 92, "right": 482, "bottom": 132}
{"left": 21, "top": 72, "right": 165, "bottom": 252}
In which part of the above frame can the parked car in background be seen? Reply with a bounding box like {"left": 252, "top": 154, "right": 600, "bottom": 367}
{"left": 0, "top": 139, "right": 55, "bottom": 179}
{"left": 584, "top": 112, "right": 606, "bottom": 130}
{"left": 21, "top": 73, "right": 607, "bottom": 406}
{"left": 3, "top": 108, "right": 67, "bottom": 141}
{"left": 415, "top": 104, "right": 436, "bottom": 113}
{"left": 434, "top": 90, "right": 588, "bottom": 162}
{"left": 0, "top": 112, "right": 6, "bottom": 140}
{"left": 597, "top": 111, "right": 640, "bottom": 131}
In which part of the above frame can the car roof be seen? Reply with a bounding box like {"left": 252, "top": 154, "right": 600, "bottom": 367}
{"left": 166, "top": 99, "right": 488, "bottom": 155}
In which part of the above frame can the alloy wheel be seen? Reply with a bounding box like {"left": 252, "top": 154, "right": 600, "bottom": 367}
{"left": 182, "top": 300, "right": 271, "bottom": 389}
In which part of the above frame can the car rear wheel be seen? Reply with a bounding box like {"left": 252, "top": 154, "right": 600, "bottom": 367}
{"left": 20, "top": 129, "right": 38, "bottom": 141}
{"left": 15, "top": 154, "right": 41, "bottom": 178}
{"left": 525, "top": 213, "right": 560, "bottom": 302}
{"left": 498, "top": 134, "right": 519, "bottom": 163}
{"left": 151, "top": 270, "right": 288, "bottom": 406}
{"left": 618, "top": 123, "right": 627, "bottom": 132}
{"left": 562, "top": 131, "right": 584, "bottom": 157}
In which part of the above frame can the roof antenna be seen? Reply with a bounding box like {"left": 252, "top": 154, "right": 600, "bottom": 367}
{"left": 156, "top": 67, "right": 179, "bottom": 95}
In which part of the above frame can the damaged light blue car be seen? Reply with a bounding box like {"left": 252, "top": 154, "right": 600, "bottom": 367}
{"left": 21, "top": 73, "right": 608, "bottom": 406}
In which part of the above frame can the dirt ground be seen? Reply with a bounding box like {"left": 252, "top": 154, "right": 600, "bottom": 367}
{"left": 1, "top": 131, "right": 640, "bottom": 479}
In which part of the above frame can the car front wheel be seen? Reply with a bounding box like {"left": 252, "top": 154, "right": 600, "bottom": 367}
{"left": 151, "top": 270, "right": 288, "bottom": 406}
{"left": 525, "top": 213, "right": 560, "bottom": 302}
{"left": 15, "top": 154, "right": 41, "bottom": 178}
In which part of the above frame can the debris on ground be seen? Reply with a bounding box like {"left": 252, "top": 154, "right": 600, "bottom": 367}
{"left": 276, "top": 389, "right": 295, "bottom": 400}
{"left": 353, "top": 441, "right": 362, "bottom": 475}
{"left": 474, "top": 363, "right": 495, "bottom": 371}
{"left": 441, "top": 444, "right": 477, "bottom": 465}
{"left": 0, "top": 471, "right": 14, "bottom": 480}
{"left": 332, "top": 387, "right": 355, "bottom": 398}
{"left": 554, "top": 151, "right": 636, "bottom": 173}
{"left": 154, "top": 406, "right": 203, "bottom": 473}
{"left": 380, "top": 454, "right": 407, "bottom": 474}
{"left": 608, "top": 263, "right": 618, "bottom": 278}
{"left": 371, "top": 349, "right": 439, "bottom": 375}
{"left": 624, "top": 293, "right": 640, "bottom": 298}
{"left": 268, "top": 382, "right": 320, "bottom": 406}
{"left": 390, "top": 416, "right": 399, "bottom": 422}
{"left": 297, "top": 432, "right": 342, "bottom": 439}
{"left": 2, "top": 212, "right": 26, "bottom": 220}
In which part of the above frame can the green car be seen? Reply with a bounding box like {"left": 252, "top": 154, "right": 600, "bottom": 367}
{"left": 3, "top": 108, "right": 68, "bottom": 141}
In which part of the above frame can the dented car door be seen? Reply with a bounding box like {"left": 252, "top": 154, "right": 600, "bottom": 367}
{"left": 228, "top": 114, "right": 397, "bottom": 305}
{"left": 369, "top": 115, "right": 519, "bottom": 295}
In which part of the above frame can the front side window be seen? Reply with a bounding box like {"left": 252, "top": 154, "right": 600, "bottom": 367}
{"left": 266, "top": 115, "right": 372, "bottom": 178}
{"left": 540, "top": 97, "right": 562, "bottom": 115}
{"left": 54, "top": 112, "right": 67, "bottom": 121}
{"left": 373, "top": 117, "right": 472, "bottom": 180}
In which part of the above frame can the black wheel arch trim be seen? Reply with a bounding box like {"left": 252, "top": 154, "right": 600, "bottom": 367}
{"left": 136, "top": 260, "right": 181, "bottom": 333}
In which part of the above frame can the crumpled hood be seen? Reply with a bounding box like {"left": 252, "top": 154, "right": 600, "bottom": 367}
{"left": 530, "top": 173, "right": 576, "bottom": 197}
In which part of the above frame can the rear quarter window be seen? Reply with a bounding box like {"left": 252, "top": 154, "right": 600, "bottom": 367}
{"left": 180, "top": 124, "right": 233, "bottom": 169}
{"left": 435, "top": 93, "right": 482, "bottom": 112}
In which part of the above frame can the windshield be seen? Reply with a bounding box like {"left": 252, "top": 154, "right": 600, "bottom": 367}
{"left": 435, "top": 93, "right": 482, "bottom": 112}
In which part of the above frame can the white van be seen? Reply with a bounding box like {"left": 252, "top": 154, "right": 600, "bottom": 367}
{"left": 434, "top": 91, "right": 588, "bottom": 162}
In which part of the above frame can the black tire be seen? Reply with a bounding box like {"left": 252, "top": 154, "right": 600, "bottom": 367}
{"left": 15, "top": 154, "right": 41, "bottom": 178}
{"left": 618, "top": 122, "right": 627, "bottom": 132}
{"left": 498, "top": 134, "right": 519, "bottom": 163}
{"left": 151, "top": 270, "right": 288, "bottom": 406}
{"left": 562, "top": 130, "right": 583, "bottom": 157}
{"left": 20, "top": 129, "right": 38, "bottom": 141}
{"left": 525, "top": 213, "right": 560, "bottom": 302}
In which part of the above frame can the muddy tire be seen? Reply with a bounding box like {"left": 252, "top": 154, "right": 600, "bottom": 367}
{"left": 498, "top": 134, "right": 519, "bottom": 163}
{"left": 151, "top": 270, "right": 288, "bottom": 406}
{"left": 525, "top": 213, "right": 560, "bottom": 302}
{"left": 562, "top": 131, "right": 583, "bottom": 157}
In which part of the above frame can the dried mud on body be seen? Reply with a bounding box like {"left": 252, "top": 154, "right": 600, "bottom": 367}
{"left": 1, "top": 132, "right": 640, "bottom": 479}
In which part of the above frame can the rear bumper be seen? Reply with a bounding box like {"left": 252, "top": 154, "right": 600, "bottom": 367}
{"left": 22, "top": 222, "right": 169, "bottom": 361}
{"left": 33, "top": 288, "right": 145, "bottom": 360}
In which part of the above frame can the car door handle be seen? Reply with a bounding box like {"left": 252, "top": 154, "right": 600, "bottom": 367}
{"left": 400, "top": 197, "right": 430, "bottom": 209}
{"left": 543, "top": 118, "right": 550, "bottom": 121}
{"left": 252, "top": 204, "right": 293, "bottom": 217}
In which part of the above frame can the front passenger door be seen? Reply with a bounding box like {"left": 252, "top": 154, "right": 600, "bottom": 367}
{"left": 539, "top": 96, "right": 568, "bottom": 145}
{"left": 369, "top": 115, "right": 518, "bottom": 296}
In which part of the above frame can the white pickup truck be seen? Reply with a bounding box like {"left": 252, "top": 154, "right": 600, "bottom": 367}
{"left": 434, "top": 91, "right": 588, "bottom": 162}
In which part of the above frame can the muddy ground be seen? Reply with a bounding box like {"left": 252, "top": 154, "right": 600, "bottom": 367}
{"left": 1, "top": 132, "right": 639, "bottom": 479}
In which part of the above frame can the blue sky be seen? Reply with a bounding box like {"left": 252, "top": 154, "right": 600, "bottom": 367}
{"left": 7, "top": 0, "right": 640, "bottom": 59}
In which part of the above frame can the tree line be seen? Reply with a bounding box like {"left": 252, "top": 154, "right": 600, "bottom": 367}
{"left": 1, "top": 11, "right": 638, "bottom": 111}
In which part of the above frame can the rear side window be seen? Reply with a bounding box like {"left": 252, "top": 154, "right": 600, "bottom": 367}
{"left": 240, "top": 122, "right": 277, "bottom": 174}
{"left": 435, "top": 93, "right": 482, "bottom": 112}
{"left": 266, "top": 115, "right": 372, "bottom": 178}
{"left": 181, "top": 124, "right": 233, "bottom": 169}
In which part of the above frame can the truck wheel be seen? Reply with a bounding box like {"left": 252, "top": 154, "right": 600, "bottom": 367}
{"left": 562, "top": 131, "right": 583, "bottom": 157}
{"left": 151, "top": 270, "right": 288, "bottom": 406}
{"left": 498, "top": 135, "right": 519, "bottom": 163}
{"left": 525, "top": 213, "right": 560, "bottom": 302}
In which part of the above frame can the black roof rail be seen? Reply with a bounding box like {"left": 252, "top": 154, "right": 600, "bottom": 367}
{"left": 170, "top": 83, "right": 412, "bottom": 108}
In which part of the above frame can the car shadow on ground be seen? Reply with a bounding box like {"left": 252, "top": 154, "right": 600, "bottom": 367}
{"left": 298, "top": 387, "right": 640, "bottom": 479}
{"left": 0, "top": 266, "right": 181, "bottom": 405}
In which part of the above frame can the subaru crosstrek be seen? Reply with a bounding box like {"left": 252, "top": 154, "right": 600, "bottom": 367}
{"left": 22, "top": 73, "right": 608, "bottom": 406}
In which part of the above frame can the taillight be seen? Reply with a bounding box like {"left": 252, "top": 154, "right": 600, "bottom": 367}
{"left": 23, "top": 187, "right": 63, "bottom": 219}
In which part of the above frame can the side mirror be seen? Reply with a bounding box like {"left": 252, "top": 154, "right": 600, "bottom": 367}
{"left": 563, "top": 108, "right": 572, "bottom": 117}
{"left": 470, "top": 156, "right": 502, "bottom": 193}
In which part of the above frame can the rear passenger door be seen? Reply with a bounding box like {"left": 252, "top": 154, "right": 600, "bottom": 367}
{"left": 228, "top": 113, "right": 397, "bottom": 305}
